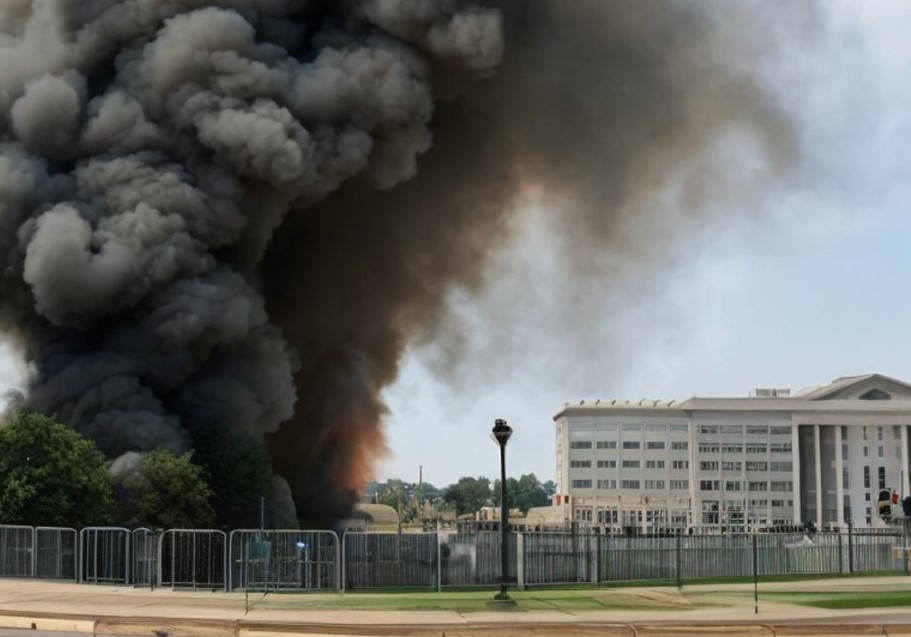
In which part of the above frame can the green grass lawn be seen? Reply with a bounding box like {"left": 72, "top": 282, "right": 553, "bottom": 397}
{"left": 255, "top": 588, "right": 697, "bottom": 613}
{"left": 764, "top": 591, "right": 911, "bottom": 609}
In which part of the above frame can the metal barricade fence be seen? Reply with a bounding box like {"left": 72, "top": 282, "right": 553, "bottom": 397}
{"left": 35, "top": 527, "right": 76, "bottom": 580}
{"left": 756, "top": 532, "right": 840, "bottom": 576}
{"left": 79, "top": 527, "right": 129, "bottom": 584}
{"left": 0, "top": 525, "right": 34, "bottom": 577}
{"left": 160, "top": 529, "right": 226, "bottom": 590}
{"left": 229, "top": 530, "right": 339, "bottom": 592}
{"left": 442, "top": 530, "right": 516, "bottom": 587}
{"left": 600, "top": 534, "right": 678, "bottom": 582}
{"left": 852, "top": 531, "right": 903, "bottom": 572}
{"left": 131, "top": 528, "right": 158, "bottom": 587}
{"left": 524, "top": 532, "right": 594, "bottom": 584}
{"left": 343, "top": 532, "right": 438, "bottom": 590}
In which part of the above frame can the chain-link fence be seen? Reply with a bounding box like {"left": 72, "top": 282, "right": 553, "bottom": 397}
{"left": 228, "top": 530, "right": 339, "bottom": 592}
{"left": 0, "top": 524, "right": 905, "bottom": 589}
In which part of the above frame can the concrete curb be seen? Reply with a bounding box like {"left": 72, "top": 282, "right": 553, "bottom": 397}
{"left": 2, "top": 612, "right": 911, "bottom": 637}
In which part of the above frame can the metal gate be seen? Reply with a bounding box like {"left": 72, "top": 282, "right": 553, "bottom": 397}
{"left": 35, "top": 527, "right": 76, "bottom": 580}
{"left": 131, "top": 528, "right": 158, "bottom": 587}
{"left": 79, "top": 527, "right": 129, "bottom": 584}
{"left": 159, "top": 530, "right": 226, "bottom": 590}
{"left": 229, "top": 530, "right": 339, "bottom": 591}
{"left": 0, "top": 525, "right": 34, "bottom": 577}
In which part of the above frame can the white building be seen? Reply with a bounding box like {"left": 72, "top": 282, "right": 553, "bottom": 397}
{"left": 553, "top": 374, "right": 911, "bottom": 533}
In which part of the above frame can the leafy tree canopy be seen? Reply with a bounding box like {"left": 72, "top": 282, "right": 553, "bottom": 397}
{"left": 0, "top": 411, "right": 114, "bottom": 527}
{"left": 442, "top": 476, "right": 492, "bottom": 515}
{"left": 118, "top": 448, "right": 215, "bottom": 529}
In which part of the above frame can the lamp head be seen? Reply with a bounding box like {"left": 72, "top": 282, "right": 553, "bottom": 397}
{"left": 491, "top": 418, "right": 513, "bottom": 447}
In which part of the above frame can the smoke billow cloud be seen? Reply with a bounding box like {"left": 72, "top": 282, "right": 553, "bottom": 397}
{"left": 0, "top": 1, "right": 813, "bottom": 523}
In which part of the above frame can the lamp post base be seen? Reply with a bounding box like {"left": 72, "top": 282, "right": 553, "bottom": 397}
{"left": 487, "top": 586, "right": 518, "bottom": 609}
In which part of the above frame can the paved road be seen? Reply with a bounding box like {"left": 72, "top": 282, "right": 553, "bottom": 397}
{"left": 0, "top": 631, "right": 86, "bottom": 637}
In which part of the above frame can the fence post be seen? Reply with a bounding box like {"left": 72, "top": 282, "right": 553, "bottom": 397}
{"left": 31, "top": 527, "right": 37, "bottom": 578}
{"left": 589, "top": 533, "right": 597, "bottom": 584}
{"left": 752, "top": 533, "right": 758, "bottom": 614}
{"left": 676, "top": 533, "right": 682, "bottom": 591}
{"left": 516, "top": 533, "right": 525, "bottom": 590}
{"left": 340, "top": 531, "right": 347, "bottom": 593}
{"left": 838, "top": 531, "right": 844, "bottom": 574}
{"left": 848, "top": 522, "right": 854, "bottom": 574}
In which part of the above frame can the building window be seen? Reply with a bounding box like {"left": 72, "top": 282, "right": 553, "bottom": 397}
{"left": 645, "top": 424, "right": 667, "bottom": 432}
{"left": 746, "top": 445, "right": 767, "bottom": 454}
{"left": 644, "top": 480, "right": 665, "bottom": 490}
{"left": 645, "top": 460, "right": 665, "bottom": 469}
{"left": 878, "top": 446, "right": 884, "bottom": 458}
{"left": 770, "top": 443, "right": 792, "bottom": 453}
{"left": 597, "top": 460, "right": 617, "bottom": 469}
{"left": 671, "top": 441, "right": 689, "bottom": 451}
{"left": 597, "top": 479, "right": 616, "bottom": 489}
{"left": 864, "top": 466, "right": 870, "bottom": 489}
{"left": 842, "top": 467, "right": 849, "bottom": 490}
{"left": 879, "top": 466, "right": 886, "bottom": 489}
{"left": 571, "top": 479, "right": 592, "bottom": 489}
{"left": 670, "top": 480, "right": 689, "bottom": 490}
{"left": 770, "top": 461, "right": 792, "bottom": 472}
{"left": 597, "top": 441, "right": 617, "bottom": 449}
{"left": 721, "top": 444, "right": 743, "bottom": 454}
{"left": 863, "top": 426, "right": 868, "bottom": 441}
{"left": 622, "top": 460, "right": 640, "bottom": 469}
{"left": 570, "top": 441, "right": 592, "bottom": 450}
{"left": 746, "top": 426, "right": 768, "bottom": 436}
{"left": 622, "top": 423, "right": 641, "bottom": 432}
{"left": 699, "top": 444, "right": 720, "bottom": 453}
{"left": 746, "top": 462, "right": 768, "bottom": 472}
{"left": 770, "top": 481, "right": 793, "bottom": 492}
{"left": 700, "top": 461, "right": 719, "bottom": 471}
{"left": 621, "top": 480, "right": 640, "bottom": 489}
{"left": 721, "top": 425, "right": 743, "bottom": 435}
{"left": 725, "top": 481, "right": 742, "bottom": 492}
{"left": 699, "top": 425, "right": 719, "bottom": 435}
{"left": 570, "top": 460, "right": 591, "bottom": 468}
{"left": 770, "top": 426, "right": 791, "bottom": 435}
{"left": 722, "top": 461, "right": 742, "bottom": 471}
{"left": 647, "top": 441, "right": 666, "bottom": 450}
{"left": 672, "top": 460, "right": 689, "bottom": 470}
{"left": 669, "top": 424, "right": 689, "bottom": 432}
{"left": 748, "top": 481, "right": 767, "bottom": 492}
{"left": 863, "top": 446, "right": 868, "bottom": 458}
{"left": 842, "top": 444, "right": 848, "bottom": 461}
{"left": 622, "top": 441, "right": 640, "bottom": 450}
{"left": 771, "top": 499, "right": 785, "bottom": 508}
{"left": 700, "top": 480, "right": 721, "bottom": 492}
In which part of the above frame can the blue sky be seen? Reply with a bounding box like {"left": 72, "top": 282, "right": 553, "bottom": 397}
{"left": 377, "top": 1, "right": 911, "bottom": 488}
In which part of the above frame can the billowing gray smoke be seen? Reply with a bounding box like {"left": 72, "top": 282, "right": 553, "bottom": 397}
{"left": 0, "top": 1, "right": 812, "bottom": 524}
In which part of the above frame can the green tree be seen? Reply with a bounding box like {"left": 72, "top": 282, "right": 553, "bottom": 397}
{"left": 0, "top": 411, "right": 115, "bottom": 527}
{"left": 492, "top": 474, "right": 550, "bottom": 514}
{"left": 442, "top": 476, "right": 491, "bottom": 515}
{"left": 118, "top": 448, "right": 215, "bottom": 529}
{"left": 191, "top": 426, "right": 272, "bottom": 527}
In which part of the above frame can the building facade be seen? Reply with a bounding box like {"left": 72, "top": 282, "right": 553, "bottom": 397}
{"left": 553, "top": 374, "right": 911, "bottom": 532}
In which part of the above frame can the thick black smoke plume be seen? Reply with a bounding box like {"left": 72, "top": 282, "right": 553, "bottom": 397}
{"left": 0, "top": 1, "right": 811, "bottom": 524}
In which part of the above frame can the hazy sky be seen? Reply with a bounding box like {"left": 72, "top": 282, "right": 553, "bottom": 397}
{"left": 377, "top": 1, "right": 911, "bottom": 488}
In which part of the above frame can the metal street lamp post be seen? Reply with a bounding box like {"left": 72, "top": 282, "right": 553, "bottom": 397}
{"left": 490, "top": 419, "right": 513, "bottom": 603}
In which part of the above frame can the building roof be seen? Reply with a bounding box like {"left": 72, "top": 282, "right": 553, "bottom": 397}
{"left": 553, "top": 373, "right": 911, "bottom": 420}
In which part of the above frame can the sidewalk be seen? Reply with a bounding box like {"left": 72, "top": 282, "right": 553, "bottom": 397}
{"left": 1, "top": 578, "right": 911, "bottom": 636}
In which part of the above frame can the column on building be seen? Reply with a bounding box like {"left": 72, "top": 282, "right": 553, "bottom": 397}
{"left": 814, "top": 424, "right": 823, "bottom": 528}
{"left": 791, "top": 417, "right": 801, "bottom": 524}
{"left": 903, "top": 426, "right": 910, "bottom": 498}
{"left": 835, "top": 425, "right": 844, "bottom": 527}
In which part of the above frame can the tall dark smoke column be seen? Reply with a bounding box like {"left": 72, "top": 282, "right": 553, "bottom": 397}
{"left": 0, "top": 1, "right": 812, "bottom": 524}
{"left": 0, "top": 0, "right": 503, "bottom": 525}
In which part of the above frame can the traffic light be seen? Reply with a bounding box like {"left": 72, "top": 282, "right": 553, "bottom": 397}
{"left": 878, "top": 489, "right": 893, "bottom": 518}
